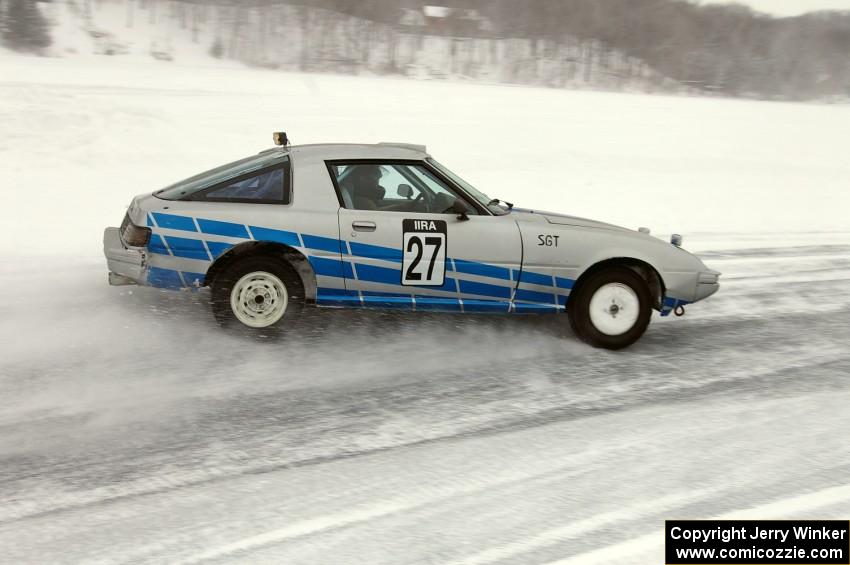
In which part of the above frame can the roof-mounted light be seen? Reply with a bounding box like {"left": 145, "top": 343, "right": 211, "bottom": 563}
{"left": 671, "top": 234, "right": 683, "bottom": 247}
{"left": 273, "top": 131, "right": 290, "bottom": 147}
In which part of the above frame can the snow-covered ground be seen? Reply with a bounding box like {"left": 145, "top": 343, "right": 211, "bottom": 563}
{"left": 0, "top": 54, "right": 849, "bottom": 564}
{"left": 1, "top": 53, "right": 849, "bottom": 258}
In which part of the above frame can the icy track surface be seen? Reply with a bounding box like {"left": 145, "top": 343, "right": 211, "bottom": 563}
{"left": 1, "top": 56, "right": 849, "bottom": 564}
{"left": 2, "top": 238, "right": 850, "bottom": 564}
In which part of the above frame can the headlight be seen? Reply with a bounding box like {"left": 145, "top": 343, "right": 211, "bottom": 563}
{"left": 120, "top": 214, "right": 151, "bottom": 247}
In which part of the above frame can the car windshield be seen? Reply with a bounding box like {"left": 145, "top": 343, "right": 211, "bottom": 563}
{"left": 426, "top": 158, "right": 508, "bottom": 215}
{"left": 155, "top": 150, "right": 287, "bottom": 200}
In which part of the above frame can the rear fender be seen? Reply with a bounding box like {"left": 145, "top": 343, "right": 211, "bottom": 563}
{"left": 205, "top": 241, "right": 317, "bottom": 301}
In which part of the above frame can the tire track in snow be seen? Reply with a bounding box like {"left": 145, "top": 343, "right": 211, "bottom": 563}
{"left": 545, "top": 484, "right": 850, "bottom": 565}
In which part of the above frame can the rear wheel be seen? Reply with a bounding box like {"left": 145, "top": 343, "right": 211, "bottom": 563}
{"left": 211, "top": 255, "right": 304, "bottom": 336}
{"left": 567, "top": 267, "right": 651, "bottom": 350}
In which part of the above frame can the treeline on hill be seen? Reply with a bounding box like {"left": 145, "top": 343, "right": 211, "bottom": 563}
{"left": 310, "top": 0, "right": 850, "bottom": 99}
{"left": 199, "top": 1, "right": 679, "bottom": 93}
{"left": 3, "top": 0, "right": 849, "bottom": 100}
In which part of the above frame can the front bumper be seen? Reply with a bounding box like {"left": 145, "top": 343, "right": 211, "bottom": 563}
{"left": 660, "top": 268, "right": 720, "bottom": 316}
{"left": 695, "top": 269, "right": 720, "bottom": 301}
{"left": 103, "top": 227, "right": 146, "bottom": 285}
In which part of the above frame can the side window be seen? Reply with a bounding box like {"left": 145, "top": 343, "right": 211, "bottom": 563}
{"left": 330, "top": 162, "right": 476, "bottom": 215}
{"left": 407, "top": 166, "right": 462, "bottom": 204}
{"left": 377, "top": 166, "right": 420, "bottom": 199}
{"left": 194, "top": 163, "right": 290, "bottom": 204}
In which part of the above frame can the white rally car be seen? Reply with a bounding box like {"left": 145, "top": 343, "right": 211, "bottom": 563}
{"left": 104, "top": 134, "right": 719, "bottom": 349}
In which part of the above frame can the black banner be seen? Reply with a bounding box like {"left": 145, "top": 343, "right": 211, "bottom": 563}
{"left": 666, "top": 520, "right": 850, "bottom": 564}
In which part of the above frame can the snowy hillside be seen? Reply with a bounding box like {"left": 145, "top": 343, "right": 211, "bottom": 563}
{"left": 23, "top": 0, "right": 680, "bottom": 94}
{"left": 35, "top": 0, "right": 224, "bottom": 65}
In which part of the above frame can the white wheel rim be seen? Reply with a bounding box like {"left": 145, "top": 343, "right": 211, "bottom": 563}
{"left": 230, "top": 271, "right": 288, "bottom": 328}
{"left": 588, "top": 282, "right": 640, "bottom": 336}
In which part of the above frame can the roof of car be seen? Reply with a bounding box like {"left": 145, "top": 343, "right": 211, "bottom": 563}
{"left": 282, "top": 142, "right": 429, "bottom": 161}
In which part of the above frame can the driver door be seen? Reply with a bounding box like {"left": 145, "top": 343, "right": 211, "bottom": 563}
{"left": 330, "top": 161, "right": 523, "bottom": 312}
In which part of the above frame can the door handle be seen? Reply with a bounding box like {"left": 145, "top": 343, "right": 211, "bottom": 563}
{"left": 352, "top": 221, "right": 376, "bottom": 232}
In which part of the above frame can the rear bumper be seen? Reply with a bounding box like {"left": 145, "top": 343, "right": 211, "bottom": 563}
{"left": 103, "top": 227, "right": 147, "bottom": 285}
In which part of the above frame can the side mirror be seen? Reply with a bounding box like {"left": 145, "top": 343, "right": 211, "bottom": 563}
{"left": 397, "top": 183, "right": 413, "bottom": 199}
{"left": 452, "top": 198, "right": 470, "bottom": 221}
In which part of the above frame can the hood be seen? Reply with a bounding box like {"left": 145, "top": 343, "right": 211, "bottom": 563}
{"left": 510, "top": 207, "right": 633, "bottom": 233}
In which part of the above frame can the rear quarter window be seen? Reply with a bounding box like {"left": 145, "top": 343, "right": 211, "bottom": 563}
{"left": 156, "top": 153, "right": 291, "bottom": 204}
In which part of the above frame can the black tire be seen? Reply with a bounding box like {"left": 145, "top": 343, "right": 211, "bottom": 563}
{"left": 210, "top": 255, "right": 304, "bottom": 337}
{"left": 566, "top": 267, "right": 652, "bottom": 350}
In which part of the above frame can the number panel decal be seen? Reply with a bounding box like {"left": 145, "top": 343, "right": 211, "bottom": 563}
{"left": 402, "top": 219, "right": 447, "bottom": 286}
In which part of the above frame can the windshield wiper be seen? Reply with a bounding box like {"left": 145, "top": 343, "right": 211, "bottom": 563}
{"left": 488, "top": 198, "right": 514, "bottom": 210}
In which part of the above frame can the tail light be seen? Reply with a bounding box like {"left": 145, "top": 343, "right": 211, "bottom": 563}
{"left": 120, "top": 214, "right": 151, "bottom": 247}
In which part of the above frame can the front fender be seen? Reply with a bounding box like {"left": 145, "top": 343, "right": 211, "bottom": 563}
{"left": 517, "top": 220, "right": 710, "bottom": 304}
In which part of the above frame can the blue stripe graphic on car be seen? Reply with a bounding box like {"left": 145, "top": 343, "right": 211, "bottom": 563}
{"left": 197, "top": 218, "right": 250, "bottom": 239}
{"left": 144, "top": 215, "right": 581, "bottom": 310}
{"left": 316, "top": 287, "right": 361, "bottom": 307}
{"left": 415, "top": 297, "right": 463, "bottom": 312}
{"left": 317, "top": 287, "right": 359, "bottom": 298}
{"left": 349, "top": 241, "right": 403, "bottom": 263}
{"left": 206, "top": 241, "right": 232, "bottom": 260}
{"left": 301, "top": 234, "right": 342, "bottom": 254}
{"left": 181, "top": 272, "right": 206, "bottom": 286}
{"left": 310, "top": 256, "right": 354, "bottom": 279}
{"left": 152, "top": 212, "right": 197, "bottom": 232}
{"left": 424, "top": 276, "right": 457, "bottom": 293}
{"left": 148, "top": 267, "right": 183, "bottom": 289}
{"left": 361, "top": 293, "right": 414, "bottom": 309}
{"left": 514, "top": 288, "right": 556, "bottom": 304}
{"left": 148, "top": 234, "right": 170, "bottom": 256}
{"left": 361, "top": 291, "right": 413, "bottom": 298}
{"left": 514, "top": 302, "right": 559, "bottom": 313}
{"left": 458, "top": 279, "right": 512, "bottom": 299}
{"left": 453, "top": 258, "right": 511, "bottom": 281}
{"left": 462, "top": 299, "right": 511, "bottom": 313}
{"left": 248, "top": 226, "right": 300, "bottom": 247}
{"left": 517, "top": 270, "right": 552, "bottom": 286}
{"left": 354, "top": 263, "right": 401, "bottom": 285}
{"left": 164, "top": 236, "right": 210, "bottom": 261}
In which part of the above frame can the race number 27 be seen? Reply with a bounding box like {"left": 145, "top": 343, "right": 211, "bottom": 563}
{"left": 402, "top": 219, "right": 447, "bottom": 286}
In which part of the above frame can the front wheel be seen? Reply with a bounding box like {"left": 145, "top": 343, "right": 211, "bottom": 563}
{"left": 211, "top": 255, "right": 304, "bottom": 337}
{"left": 567, "top": 267, "right": 651, "bottom": 350}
